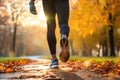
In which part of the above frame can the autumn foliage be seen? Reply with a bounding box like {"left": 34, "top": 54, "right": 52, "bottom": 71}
{"left": 67, "top": 59, "right": 120, "bottom": 77}
{"left": 69, "top": 0, "right": 120, "bottom": 56}
{"left": 0, "top": 58, "right": 120, "bottom": 78}
{"left": 0, "top": 59, "right": 33, "bottom": 73}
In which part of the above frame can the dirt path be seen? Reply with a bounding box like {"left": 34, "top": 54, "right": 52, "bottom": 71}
{"left": 0, "top": 59, "right": 117, "bottom": 80}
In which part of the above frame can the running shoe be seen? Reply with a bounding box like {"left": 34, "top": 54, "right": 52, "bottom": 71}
{"left": 50, "top": 59, "right": 59, "bottom": 69}
{"left": 29, "top": 2, "right": 37, "bottom": 15}
{"left": 60, "top": 35, "right": 70, "bottom": 62}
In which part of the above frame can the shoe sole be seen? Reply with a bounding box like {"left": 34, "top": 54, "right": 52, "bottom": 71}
{"left": 50, "top": 65, "right": 59, "bottom": 69}
{"left": 59, "top": 46, "right": 70, "bottom": 62}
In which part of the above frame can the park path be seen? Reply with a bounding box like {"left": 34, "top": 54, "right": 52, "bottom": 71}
{"left": 0, "top": 58, "right": 115, "bottom": 80}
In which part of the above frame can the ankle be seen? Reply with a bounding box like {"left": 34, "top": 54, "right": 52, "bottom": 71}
{"left": 30, "top": 0, "right": 34, "bottom": 4}
{"left": 51, "top": 54, "right": 57, "bottom": 60}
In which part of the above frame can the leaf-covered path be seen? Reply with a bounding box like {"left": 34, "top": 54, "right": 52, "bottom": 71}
{"left": 0, "top": 58, "right": 118, "bottom": 80}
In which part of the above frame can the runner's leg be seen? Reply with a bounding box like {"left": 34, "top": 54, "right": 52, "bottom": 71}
{"left": 55, "top": 0, "right": 70, "bottom": 37}
{"left": 42, "top": 0, "right": 56, "bottom": 58}
{"left": 55, "top": 0, "right": 70, "bottom": 62}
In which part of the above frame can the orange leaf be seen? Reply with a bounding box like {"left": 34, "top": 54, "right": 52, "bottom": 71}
{"left": 5, "top": 68, "right": 14, "bottom": 73}
{"left": 117, "top": 63, "right": 120, "bottom": 68}
{"left": 0, "top": 66, "right": 5, "bottom": 69}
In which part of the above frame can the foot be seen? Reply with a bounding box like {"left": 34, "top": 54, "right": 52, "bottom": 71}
{"left": 60, "top": 35, "right": 70, "bottom": 62}
{"left": 29, "top": 1, "right": 37, "bottom": 15}
{"left": 50, "top": 59, "right": 59, "bottom": 69}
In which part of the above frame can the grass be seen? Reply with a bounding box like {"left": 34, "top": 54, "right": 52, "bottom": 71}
{"left": 0, "top": 57, "right": 20, "bottom": 63}
{"left": 39, "top": 55, "right": 120, "bottom": 63}
{"left": 70, "top": 56, "right": 120, "bottom": 63}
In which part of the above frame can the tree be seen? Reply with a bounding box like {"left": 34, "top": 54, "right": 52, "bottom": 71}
{"left": 69, "top": 0, "right": 120, "bottom": 56}
{"left": 69, "top": 0, "right": 104, "bottom": 56}
{"left": 8, "top": 0, "right": 28, "bottom": 56}
{"left": 101, "top": 0, "right": 120, "bottom": 56}
{"left": 0, "top": 0, "right": 11, "bottom": 56}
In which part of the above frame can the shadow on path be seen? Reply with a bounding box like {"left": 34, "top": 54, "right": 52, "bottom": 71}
{"left": 56, "top": 69, "right": 84, "bottom": 80}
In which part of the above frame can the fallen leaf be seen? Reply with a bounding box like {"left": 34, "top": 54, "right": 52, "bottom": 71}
{"left": 5, "top": 68, "right": 14, "bottom": 73}
{"left": 0, "top": 66, "right": 5, "bottom": 69}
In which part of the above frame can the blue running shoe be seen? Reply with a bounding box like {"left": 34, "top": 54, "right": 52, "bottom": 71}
{"left": 50, "top": 59, "right": 59, "bottom": 69}
{"left": 29, "top": 2, "right": 37, "bottom": 15}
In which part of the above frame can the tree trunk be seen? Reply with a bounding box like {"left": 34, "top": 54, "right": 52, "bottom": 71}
{"left": 109, "top": 25, "right": 115, "bottom": 56}
{"left": 13, "top": 22, "right": 17, "bottom": 53}
{"left": 116, "top": 47, "right": 120, "bottom": 56}
{"left": 87, "top": 49, "right": 92, "bottom": 56}
{"left": 108, "top": 13, "right": 115, "bottom": 57}
{"left": 102, "top": 40, "right": 108, "bottom": 56}
{"left": 0, "top": 48, "right": 3, "bottom": 56}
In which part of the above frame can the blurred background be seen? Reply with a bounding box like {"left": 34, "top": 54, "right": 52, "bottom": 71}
{"left": 0, "top": 0, "right": 120, "bottom": 57}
